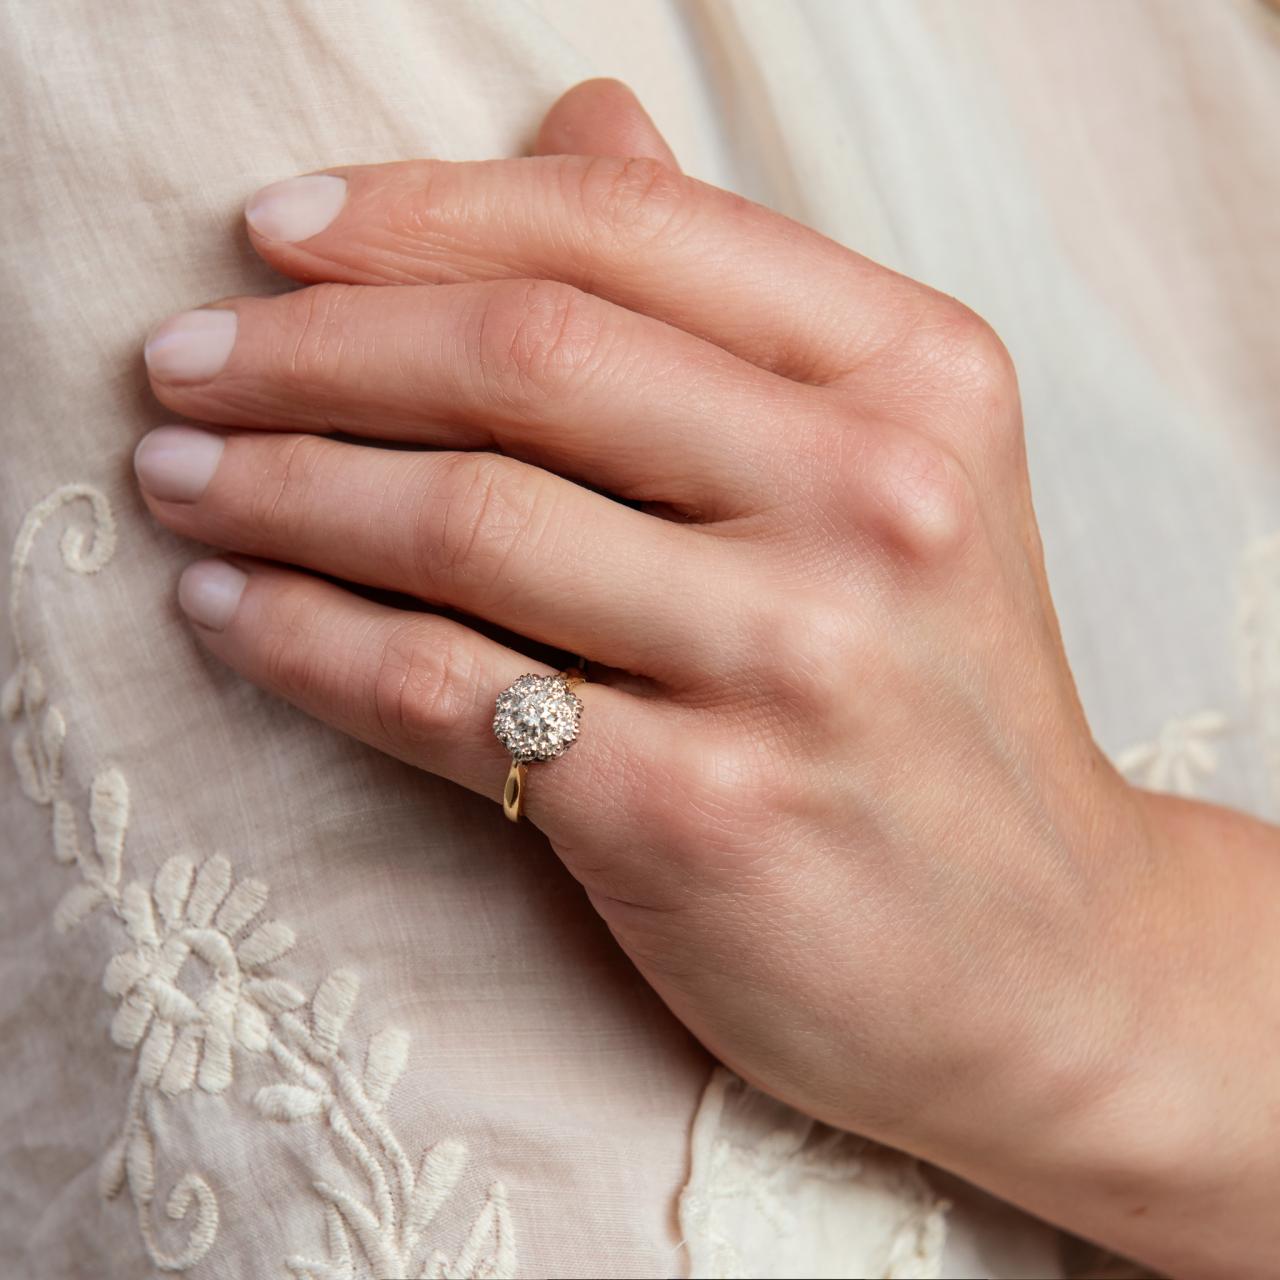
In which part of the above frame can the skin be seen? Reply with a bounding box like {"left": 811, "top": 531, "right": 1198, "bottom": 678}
{"left": 134, "top": 81, "right": 1280, "bottom": 1277}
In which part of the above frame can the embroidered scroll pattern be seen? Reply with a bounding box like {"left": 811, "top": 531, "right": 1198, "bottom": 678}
{"left": 4, "top": 484, "right": 517, "bottom": 1278}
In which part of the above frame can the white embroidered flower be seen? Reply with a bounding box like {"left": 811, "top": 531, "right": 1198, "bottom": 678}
{"left": 102, "top": 853, "right": 300, "bottom": 1095}
{"left": 1115, "top": 710, "right": 1229, "bottom": 796}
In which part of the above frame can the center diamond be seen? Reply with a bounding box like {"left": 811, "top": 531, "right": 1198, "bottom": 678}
{"left": 493, "top": 673, "right": 583, "bottom": 763}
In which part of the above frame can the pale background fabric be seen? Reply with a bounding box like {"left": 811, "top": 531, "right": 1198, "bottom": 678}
{"left": 1, "top": 1, "right": 1275, "bottom": 1277}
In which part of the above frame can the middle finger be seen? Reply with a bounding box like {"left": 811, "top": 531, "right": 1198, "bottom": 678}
{"left": 134, "top": 427, "right": 744, "bottom": 684}
{"left": 143, "top": 278, "right": 818, "bottom": 520}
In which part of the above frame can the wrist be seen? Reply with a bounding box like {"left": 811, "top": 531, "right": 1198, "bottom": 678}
{"left": 912, "top": 785, "right": 1280, "bottom": 1277}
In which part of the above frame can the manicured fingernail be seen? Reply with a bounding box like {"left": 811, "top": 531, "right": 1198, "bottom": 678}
{"left": 245, "top": 174, "right": 347, "bottom": 242}
{"left": 178, "top": 559, "right": 247, "bottom": 632}
{"left": 134, "top": 426, "right": 225, "bottom": 502}
{"left": 144, "top": 309, "right": 237, "bottom": 384}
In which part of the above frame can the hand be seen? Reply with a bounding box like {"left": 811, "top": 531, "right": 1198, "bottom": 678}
{"left": 135, "top": 83, "right": 1278, "bottom": 1277}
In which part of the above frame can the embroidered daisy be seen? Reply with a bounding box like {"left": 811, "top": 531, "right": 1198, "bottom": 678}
{"left": 1115, "top": 710, "right": 1229, "bottom": 797}
{"left": 102, "top": 853, "right": 301, "bottom": 1095}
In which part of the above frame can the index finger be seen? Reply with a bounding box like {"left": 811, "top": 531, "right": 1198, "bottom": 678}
{"left": 242, "top": 154, "right": 928, "bottom": 385}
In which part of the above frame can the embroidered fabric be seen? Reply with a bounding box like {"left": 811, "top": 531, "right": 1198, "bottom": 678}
{"left": 2, "top": 2, "right": 1277, "bottom": 1278}
{"left": 679, "top": 1070, "right": 949, "bottom": 1280}
{"left": 5, "top": 488, "right": 515, "bottom": 1279}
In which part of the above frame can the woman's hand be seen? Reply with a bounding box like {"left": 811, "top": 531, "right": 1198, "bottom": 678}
{"left": 135, "top": 82, "right": 1280, "bottom": 1278}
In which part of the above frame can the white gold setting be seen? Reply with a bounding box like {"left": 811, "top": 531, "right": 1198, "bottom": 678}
{"left": 493, "top": 673, "right": 583, "bottom": 764}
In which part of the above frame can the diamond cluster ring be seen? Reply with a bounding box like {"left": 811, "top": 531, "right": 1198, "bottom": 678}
{"left": 492, "top": 669, "right": 586, "bottom": 822}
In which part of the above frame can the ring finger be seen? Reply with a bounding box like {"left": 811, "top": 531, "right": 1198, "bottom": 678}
{"left": 176, "top": 559, "right": 680, "bottom": 865}
{"left": 135, "top": 427, "right": 743, "bottom": 683}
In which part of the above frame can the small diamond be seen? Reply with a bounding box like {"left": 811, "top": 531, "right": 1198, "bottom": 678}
{"left": 493, "top": 673, "right": 583, "bottom": 763}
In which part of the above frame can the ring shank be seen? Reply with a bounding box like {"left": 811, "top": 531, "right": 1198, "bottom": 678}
{"left": 503, "top": 761, "right": 527, "bottom": 822}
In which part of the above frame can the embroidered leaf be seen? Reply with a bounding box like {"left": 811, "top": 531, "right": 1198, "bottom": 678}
{"left": 103, "top": 948, "right": 149, "bottom": 997}
{"left": 138, "top": 1019, "right": 176, "bottom": 1088}
{"left": 22, "top": 663, "right": 45, "bottom": 710}
{"left": 51, "top": 798, "right": 81, "bottom": 864}
{"left": 53, "top": 882, "right": 105, "bottom": 934}
{"left": 125, "top": 1127, "right": 156, "bottom": 1204}
{"left": 89, "top": 767, "right": 129, "bottom": 886}
{"left": 110, "top": 991, "right": 153, "bottom": 1048}
{"left": 147, "top": 979, "right": 200, "bottom": 1025}
{"left": 0, "top": 668, "right": 23, "bottom": 721}
{"left": 364, "top": 1026, "right": 410, "bottom": 1106}
{"left": 311, "top": 969, "right": 360, "bottom": 1057}
{"left": 186, "top": 927, "right": 237, "bottom": 976}
{"left": 238, "top": 919, "right": 296, "bottom": 968}
{"left": 235, "top": 998, "right": 270, "bottom": 1052}
{"left": 255, "top": 1085, "right": 325, "bottom": 1121}
{"left": 39, "top": 706, "right": 66, "bottom": 781}
{"left": 12, "top": 729, "right": 46, "bottom": 803}
{"left": 120, "top": 881, "right": 159, "bottom": 947}
{"left": 215, "top": 877, "right": 268, "bottom": 937}
{"left": 315, "top": 1181, "right": 401, "bottom": 1279}
{"left": 186, "top": 855, "right": 232, "bottom": 927}
{"left": 323, "top": 1202, "right": 353, "bottom": 1270}
{"left": 448, "top": 1182, "right": 516, "bottom": 1280}
{"left": 153, "top": 855, "right": 196, "bottom": 930}
{"left": 1187, "top": 710, "right": 1229, "bottom": 734}
{"left": 97, "top": 1135, "right": 127, "bottom": 1201}
{"left": 245, "top": 977, "right": 308, "bottom": 1013}
{"left": 198, "top": 1022, "right": 233, "bottom": 1093}
{"left": 160, "top": 1026, "right": 202, "bottom": 1096}
{"left": 1114, "top": 742, "right": 1155, "bottom": 774}
{"left": 408, "top": 1140, "right": 468, "bottom": 1243}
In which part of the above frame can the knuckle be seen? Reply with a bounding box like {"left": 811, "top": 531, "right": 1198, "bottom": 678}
{"left": 418, "top": 452, "right": 540, "bottom": 595}
{"left": 259, "top": 584, "right": 329, "bottom": 702}
{"left": 647, "top": 737, "right": 780, "bottom": 869}
{"left": 370, "top": 620, "right": 473, "bottom": 747}
{"left": 476, "top": 278, "right": 610, "bottom": 400}
{"left": 952, "top": 309, "right": 1018, "bottom": 407}
{"left": 570, "top": 154, "right": 691, "bottom": 252}
{"left": 277, "top": 282, "right": 355, "bottom": 385}
{"left": 246, "top": 433, "right": 328, "bottom": 538}
{"left": 853, "top": 429, "right": 979, "bottom": 562}
{"left": 914, "top": 300, "right": 1020, "bottom": 414}
{"left": 381, "top": 162, "right": 448, "bottom": 245}
{"left": 746, "top": 596, "right": 860, "bottom": 726}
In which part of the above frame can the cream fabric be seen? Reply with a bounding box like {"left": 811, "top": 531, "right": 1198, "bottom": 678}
{"left": 2, "top": 1, "right": 1276, "bottom": 1277}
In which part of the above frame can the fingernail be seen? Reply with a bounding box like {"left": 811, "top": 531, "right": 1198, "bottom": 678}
{"left": 245, "top": 174, "right": 347, "bottom": 242}
{"left": 134, "top": 426, "right": 225, "bottom": 502}
{"left": 178, "top": 559, "right": 248, "bottom": 632}
{"left": 144, "top": 309, "right": 237, "bottom": 384}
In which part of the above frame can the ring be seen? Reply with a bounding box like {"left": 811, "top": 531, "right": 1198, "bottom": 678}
{"left": 493, "top": 668, "right": 586, "bottom": 823}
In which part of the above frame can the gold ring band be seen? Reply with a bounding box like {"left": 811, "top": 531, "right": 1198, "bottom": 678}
{"left": 502, "top": 761, "right": 527, "bottom": 822}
